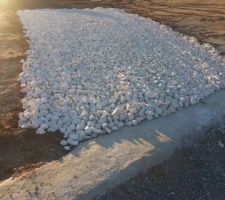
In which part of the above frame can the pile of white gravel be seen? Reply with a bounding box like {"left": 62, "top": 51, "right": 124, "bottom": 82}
{"left": 17, "top": 8, "right": 225, "bottom": 150}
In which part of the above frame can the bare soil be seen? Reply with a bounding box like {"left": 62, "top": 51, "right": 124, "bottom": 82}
{"left": 0, "top": 6, "right": 65, "bottom": 182}
{"left": 0, "top": 0, "right": 225, "bottom": 182}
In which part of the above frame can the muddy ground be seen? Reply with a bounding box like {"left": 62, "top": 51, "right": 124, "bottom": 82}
{"left": 0, "top": 0, "right": 225, "bottom": 182}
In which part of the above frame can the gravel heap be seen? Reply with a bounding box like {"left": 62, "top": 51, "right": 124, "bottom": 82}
{"left": 17, "top": 8, "right": 225, "bottom": 150}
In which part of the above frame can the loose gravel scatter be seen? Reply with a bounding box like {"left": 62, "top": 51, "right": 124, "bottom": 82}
{"left": 17, "top": 8, "right": 225, "bottom": 149}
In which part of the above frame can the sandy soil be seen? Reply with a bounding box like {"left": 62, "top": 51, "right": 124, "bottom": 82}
{"left": 0, "top": 6, "right": 65, "bottom": 182}
{"left": 0, "top": 0, "right": 225, "bottom": 182}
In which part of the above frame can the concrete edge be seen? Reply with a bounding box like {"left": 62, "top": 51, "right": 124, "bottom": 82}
{"left": 0, "top": 90, "right": 225, "bottom": 200}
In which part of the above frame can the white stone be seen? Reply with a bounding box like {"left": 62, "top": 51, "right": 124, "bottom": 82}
{"left": 21, "top": 123, "right": 31, "bottom": 128}
{"left": 17, "top": 8, "right": 225, "bottom": 147}
{"left": 105, "top": 128, "right": 112, "bottom": 134}
{"left": 84, "top": 126, "right": 92, "bottom": 134}
{"left": 132, "top": 120, "right": 138, "bottom": 126}
{"left": 69, "top": 133, "right": 79, "bottom": 141}
{"left": 64, "top": 146, "right": 71, "bottom": 151}
{"left": 112, "top": 108, "right": 120, "bottom": 116}
{"left": 36, "top": 127, "right": 46, "bottom": 134}
{"left": 60, "top": 139, "right": 67, "bottom": 146}
{"left": 92, "top": 127, "right": 103, "bottom": 134}
{"left": 41, "top": 124, "right": 48, "bottom": 130}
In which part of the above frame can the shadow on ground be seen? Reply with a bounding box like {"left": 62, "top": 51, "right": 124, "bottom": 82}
{"left": 94, "top": 124, "right": 225, "bottom": 200}
{"left": 0, "top": 0, "right": 225, "bottom": 182}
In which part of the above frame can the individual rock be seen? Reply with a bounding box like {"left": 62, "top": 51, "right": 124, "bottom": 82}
{"left": 64, "top": 146, "right": 71, "bottom": 151}
{"left": 60, "top": 139, "right": 67, "bottom": 146}
{"left": 36, "top": 127, "right": 46, "bottom": 134}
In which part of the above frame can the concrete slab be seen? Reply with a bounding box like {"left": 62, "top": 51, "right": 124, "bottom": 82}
{"left": 0, "top": 90, "right": 225, "bottom": 200}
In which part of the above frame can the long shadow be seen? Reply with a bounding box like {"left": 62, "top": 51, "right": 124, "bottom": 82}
{"left": 1, "top": 0, "right": 225, "bottom": 185}
{"left": 69, "top": 100, "right": 223, "bottom": 200}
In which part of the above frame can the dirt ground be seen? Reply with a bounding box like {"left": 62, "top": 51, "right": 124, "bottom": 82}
{"left": 0, "top": 0, "right": 225, "bottom": 182}
{"left": 0, "top": 5, "right": 65, "bottom": 182}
